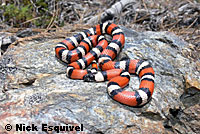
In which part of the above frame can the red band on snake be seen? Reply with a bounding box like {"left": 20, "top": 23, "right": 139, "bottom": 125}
{"left": 55, "top": 22, "right": 155, "bottom": 106}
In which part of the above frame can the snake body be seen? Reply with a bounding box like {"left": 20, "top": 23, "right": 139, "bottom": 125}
{"left": 55, "top": 22, "right": 155, "bottom": 106}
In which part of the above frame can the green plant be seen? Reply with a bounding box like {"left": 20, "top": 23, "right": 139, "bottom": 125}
{"left": 1, "top": 0, "right": 56, "bottom": 28}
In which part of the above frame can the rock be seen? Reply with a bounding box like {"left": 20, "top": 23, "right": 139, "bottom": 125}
{"left": 0, "top": 32, "right": 18, "bottom": 56}
{"left": 16, "top": 28, "right": 39, "bottom": 38}
{"left": 0, "top": 26, "right": 199, "bottom": 134}
{"left": 185, "top": 70, "right": 200, "bottom": 91}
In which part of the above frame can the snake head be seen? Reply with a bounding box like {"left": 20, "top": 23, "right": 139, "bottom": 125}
{"left": 83, "top": 73, "right": 95, "bottom": 82}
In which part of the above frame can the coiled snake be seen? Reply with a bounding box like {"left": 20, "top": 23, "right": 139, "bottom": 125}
{"left": 55, "top": 22, "right": 155, "bottom": 106}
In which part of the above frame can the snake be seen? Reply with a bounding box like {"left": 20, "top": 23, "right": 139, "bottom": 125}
{"left": 55, "top": 22, "right": 155, "bottom": 106}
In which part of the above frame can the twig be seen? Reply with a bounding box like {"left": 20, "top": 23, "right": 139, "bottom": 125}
{"left": 166, "top": 20, "right": 181, "bottom": 31}
{"left": 20, "top": 17, "right": 41, "bottom": 25}
{"left": 133, "top": 14, "right": 150, "bottom": 23}
{"left": 179, "top": 18, "right": 198, "bottom": 34}
{"left": 141, "top": 0, "right": 148, "bottom": 11}
{"left": 46, "top": 13, "right": 56, "bottom": 30}
{"left": 87, "top": 0, "right": 137, "bottom": 24}
{"left": 46, "top": 2, "right": 60, "bottom": 30}
{"left": 186, "top": 18, "right": 198, "bottom": 30}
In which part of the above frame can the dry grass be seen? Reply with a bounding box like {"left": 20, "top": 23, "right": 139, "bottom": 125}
{"left": 1, "top": 0, "right": 199, "bottom": 60}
